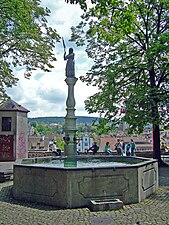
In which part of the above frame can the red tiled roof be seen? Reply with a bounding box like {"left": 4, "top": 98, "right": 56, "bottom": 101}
{"left": 100, "top": 135, "right": 152, "bottom": 151}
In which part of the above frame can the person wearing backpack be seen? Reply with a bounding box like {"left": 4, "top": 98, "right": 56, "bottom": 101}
{"left": 125, "top": 143, "right": 131, "bottom": 156}
{"left": 130, "top": 139, "right": 136, "bottom": 156}
{"left": 114, "top": 139, "right": 122, "bottom": 156}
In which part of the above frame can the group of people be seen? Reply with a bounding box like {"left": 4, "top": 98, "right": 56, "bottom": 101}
{"left": 104, "top": 139, "right": 136, "bottom": 156}
{"left": 87, "top": 139, "right": 136, "bottom": 156}
{"left": 114, "top": 139, "right": 136, "bottom": 156}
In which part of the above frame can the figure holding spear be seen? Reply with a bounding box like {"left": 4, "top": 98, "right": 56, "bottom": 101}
{"left": 62, "top": 37, "right": 75, "bottom": 77}
{"left": 62, "top": 37, "right": 66, "bottom": 53}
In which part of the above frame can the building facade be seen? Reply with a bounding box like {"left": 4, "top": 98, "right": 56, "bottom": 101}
{"left": 0, "top": 98, "right": 29, "bottom": 161}
{"left": 77, "top": 134, "right": 93, "bottom": 153}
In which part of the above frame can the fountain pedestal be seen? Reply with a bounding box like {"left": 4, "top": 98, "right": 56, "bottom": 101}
{"left": 64, "top": 77, "right": 78, "bottom": 157}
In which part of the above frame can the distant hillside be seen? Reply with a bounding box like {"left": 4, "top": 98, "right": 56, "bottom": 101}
{"left": 28, "top": 116, "right": 98, "bottom": 125}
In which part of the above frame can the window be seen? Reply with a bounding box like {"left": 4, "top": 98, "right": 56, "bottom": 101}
{"left": 2, "top": 117, "right": 12, "bottom": 131}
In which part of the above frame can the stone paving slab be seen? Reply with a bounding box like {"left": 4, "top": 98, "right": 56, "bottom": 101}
{"left": 0, "top": 167, "right": 169, "bottom": 225}
{"left": 0, "top": 162, "right": 14, "bottom": 173}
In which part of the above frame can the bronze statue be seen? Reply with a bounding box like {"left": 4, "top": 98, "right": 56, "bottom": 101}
{"left": 64, "top": 47, "right": 75, "bottom": 77}
{"left": 62, "top": 38, "right": 75, "bottom": 77}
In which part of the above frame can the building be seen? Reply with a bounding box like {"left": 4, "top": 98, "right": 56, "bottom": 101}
{"left": 28, "top": 136, "right": 49, "bottom": 151}
{"left": 77, "top": 134, "right": 93, "bottom": 153}
{"left": 161, "top": 130, "right": 169, "bottom": 150}
{"left": 0, "top": 98, "right": 29, "bottom": 161}
{"left": 100, "top": 135, "right": 152, "bottom": 153}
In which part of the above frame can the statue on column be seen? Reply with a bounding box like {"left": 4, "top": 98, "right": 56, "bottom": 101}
{"left": 62, "top": 38, "right": 77, "bottom": 157}
{"left": 63, "top": 38, "right": 75, "bottom": 77}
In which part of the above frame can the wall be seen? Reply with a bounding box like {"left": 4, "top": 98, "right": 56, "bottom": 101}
{"left": 0, "top": 112, "right": 16, "bottom": 161}
{"left": 15, "top": 112, "right": 28, "bottom": 159}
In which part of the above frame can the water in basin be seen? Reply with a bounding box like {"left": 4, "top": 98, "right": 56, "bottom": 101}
{"left": 24, "top": 157, "right": 146, "bottom": 168}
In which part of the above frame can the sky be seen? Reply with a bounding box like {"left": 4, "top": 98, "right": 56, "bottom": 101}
{"left": 6, "top": 0, "right": 99, "bottom": 118}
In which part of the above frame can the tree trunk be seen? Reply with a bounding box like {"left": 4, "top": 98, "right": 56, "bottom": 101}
{"left": 152, "top": 123, "right": 168, "bottom": 166}
{"left": 149, "top": 67, "right": 166, "bottom": 166}
{"left": 152, "top": 123, "right": 161, "bottom": 161}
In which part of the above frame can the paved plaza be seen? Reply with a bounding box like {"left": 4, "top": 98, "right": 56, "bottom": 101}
{"left": 0, "top": 166, "right": 169, "bottom": 225}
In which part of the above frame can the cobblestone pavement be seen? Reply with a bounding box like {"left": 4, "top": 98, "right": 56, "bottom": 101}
{"left": 0, "top": 167, "right": 169, "bottom": 225}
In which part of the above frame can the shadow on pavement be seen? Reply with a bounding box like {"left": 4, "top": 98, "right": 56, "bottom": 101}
{"left": 159, "top": 167, "right": 169, "bottom": 187}
{"left": 0, "top": 185, "right": 62, "bottom": 211}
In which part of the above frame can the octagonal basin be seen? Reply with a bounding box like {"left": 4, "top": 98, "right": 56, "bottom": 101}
{"left": 13, "top": 156, "right": 158, "bottom": 209}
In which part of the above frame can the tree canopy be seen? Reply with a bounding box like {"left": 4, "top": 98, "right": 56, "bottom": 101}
{"left": 67, "top": 0, "right": 169, "bottom": 163}
{"left": 0, "top": 0, "right": 60, "bottom": 97}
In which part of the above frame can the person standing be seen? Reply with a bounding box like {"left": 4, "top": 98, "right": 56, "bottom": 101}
{"left": 115, "top": 139, "right": 122, "bottom": 156}
{"left": 130, "top": 139, "right": 136, "bottom": 156}
{"left": 120, "top": 139, "right": 125, "bottom": 155}
{"left": 125, "top": 143, "right": 131, "bottom": 156}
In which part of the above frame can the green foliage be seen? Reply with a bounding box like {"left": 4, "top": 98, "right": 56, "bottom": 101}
{"left": 69, "top": 0, "right": 169, "bottom": 134}
{"left": 91, "top": 118, "right": 117, "bottom": 135}
{"left": 54, "top": 137, "right": 64, "bottom": 151}
{"left": 30, "top": 122, "right": 61, "bottom": 135}
{"left": 65, "top": 0, "right": 87, "bottom": 10}
{"left": 28, "top": 116, "right": 97, "bottom": 125}
{"left": 0, "top": 0, "right": 60, "bottom": 96}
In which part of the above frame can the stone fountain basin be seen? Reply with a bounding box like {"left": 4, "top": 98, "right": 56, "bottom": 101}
{"left": 13, "top": 156, "right": 158, "bottom": 209}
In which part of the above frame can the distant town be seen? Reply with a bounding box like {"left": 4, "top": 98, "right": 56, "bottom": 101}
{"left": 28, "top": 116, "right": 169, "bottom": 159}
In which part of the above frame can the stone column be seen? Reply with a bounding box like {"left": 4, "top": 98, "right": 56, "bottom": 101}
{"left": 64, "top": 77, "right": 78, "bottom": 156}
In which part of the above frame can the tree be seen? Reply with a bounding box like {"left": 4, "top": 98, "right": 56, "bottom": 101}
{"left": 67, "top": 0, "right": 169, "bottom": 165}
{"left": 0, "top": 0, "right": 60, "bottom": 97}
{"left": 30, "top": 122, "right": 63, "bottom": 135}
{"left": 54, "top": 137, "right": 64, "bottom": 151}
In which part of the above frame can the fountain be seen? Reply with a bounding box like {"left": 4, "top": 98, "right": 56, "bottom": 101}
{"left": 13, "top": 47, "right": 158, "bottom": 210}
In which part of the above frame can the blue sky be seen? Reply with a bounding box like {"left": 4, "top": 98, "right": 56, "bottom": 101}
{"left": 6, "top": 0, "right": 98, "bottom": 118}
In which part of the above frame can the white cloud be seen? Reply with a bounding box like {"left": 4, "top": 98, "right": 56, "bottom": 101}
{"left": 6, "top": 0, "right": 99, "bottom": 118}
